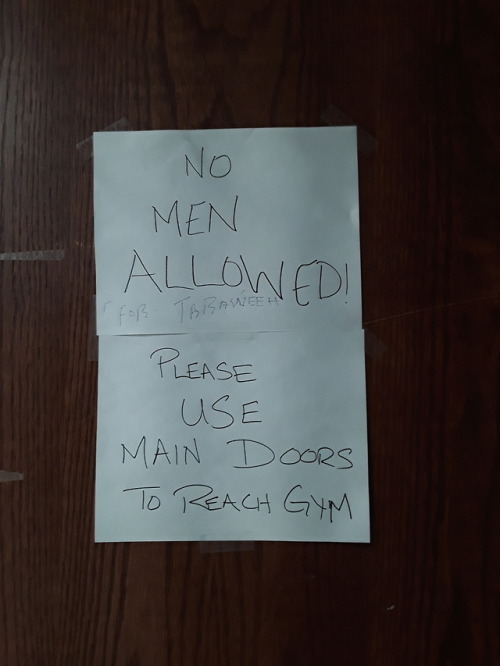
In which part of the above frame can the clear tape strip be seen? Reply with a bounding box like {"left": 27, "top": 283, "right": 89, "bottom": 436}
{"left": 0, "top": 471, "right": 23, "bottom": 483}
{"left": 0, "top": 250, "right": 64, "bottom": 261}
{"left": 88, "top": 295, "right": 98, "bottom": 362}
{"left": 200, "top": 541, "right": 255, "bottom": 553}
{"left": 364, "top": 329, "right": 387, "bottom": 360}
{"left": 322, "top": 105, "right": 377, "bottom": 154}
{"left": 77, "top": 117, "right": 129, "bottom": 160}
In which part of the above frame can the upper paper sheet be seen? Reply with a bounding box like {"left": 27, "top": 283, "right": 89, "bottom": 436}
{"left": 94, "top": 127, "right": 360, "bottom": 334}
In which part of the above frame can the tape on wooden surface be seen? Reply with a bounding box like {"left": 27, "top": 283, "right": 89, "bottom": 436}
{"left": 88, "top": 295, "right": 98, "bottom": 362}
{"left": 364, "top": 329, "right": 387, "bottom": 360}
{"left": 0, "top": 471, "right": 23, "bottom": 483}
{"left": 322, "top": 105, "right": 377, "bottom": 155}
{"left": 199, "top": 541, "right": 255, "bottom": 553}
{"left": 0, "top": 250, "right": 64, "bottom": 261}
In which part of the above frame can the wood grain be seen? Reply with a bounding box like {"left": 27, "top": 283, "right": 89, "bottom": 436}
{"left": 1, "top": 0, "right": 498, "bottom": 664}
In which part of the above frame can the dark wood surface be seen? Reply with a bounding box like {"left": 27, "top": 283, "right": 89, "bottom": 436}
{"left": 1, "top": 1, "right": 499, "bottom": 664}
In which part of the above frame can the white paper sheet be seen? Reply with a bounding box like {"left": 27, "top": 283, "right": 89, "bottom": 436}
{"left": 94, "top": 127, "right": 361, "bottom": 334}
{"left": 95, "top": 331, "right": 369, "bottom": 542}
{"left": 94, "top": 126, "right": 369, "bottom": 543}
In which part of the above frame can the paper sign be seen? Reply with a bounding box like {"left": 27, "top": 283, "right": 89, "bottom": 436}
{"left": 94, "top": 127, "right": 361, "bottom": 334}
{"left": 95, "top": 331, "right": 369, "bottom": 542}
{"left": 94, "top": 126, "right": 369, "bottom": 543}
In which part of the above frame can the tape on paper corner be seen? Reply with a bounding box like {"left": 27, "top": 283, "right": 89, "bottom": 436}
{"left": 0, "top": 471, "right": 23, "bottom": 483}
{"left": 199, "top": 540, "right": 255, "bottom": 553}
{"left": 322, "top": 105, "right": 377, "bottom": 155}
{"left": 88, "top": 295, "right": 98, "bottom": 362}
{"left": 77, "top": 117, "right": 129, "bottom": 160}
{"left": 364, "top": 329, "right": 387, "bottom": 360}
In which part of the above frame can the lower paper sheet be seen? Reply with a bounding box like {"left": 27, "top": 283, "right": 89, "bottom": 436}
{"left": 95, "top": 330, "right": 370, "bottom": 542}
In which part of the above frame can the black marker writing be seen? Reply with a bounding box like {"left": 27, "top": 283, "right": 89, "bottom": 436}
{"left": 123, "top": 486, "right": 161, "bottom": 510}
{"left": 121, "top": 436, "right": 201, "bottom": 469}
{"left": 283, "top": 485, "right": 352, "bottom": 523}
{"left": 185, "top": 147, "right": 232, "bottom": 179}
{"left": 180, "top": 396, "right": 260, "bottom": 430}
{"left": 124, "top": 250, "right": 162, "bottom": 293}
{"left": 153, "top": 197, "right": 238, "bottom": 237}
{"left": 172, "top": 484, "right": 271, "bottom": 514}
{"left": 149, "top": 347, "right": 256, "bottom": 383}
{"left": 124, "top": 251, "right": 347, "bottom": 306}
